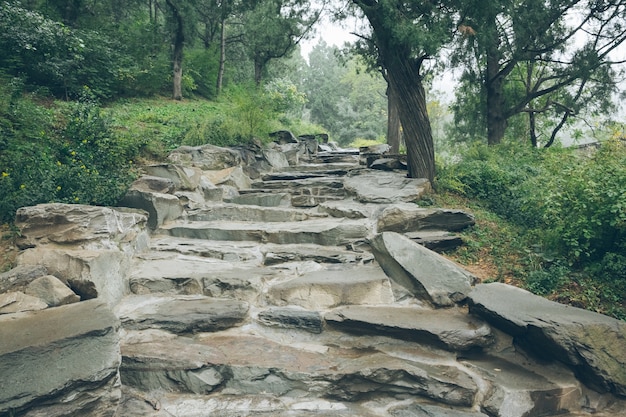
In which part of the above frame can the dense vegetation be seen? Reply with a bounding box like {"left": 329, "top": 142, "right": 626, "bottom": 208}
{"left": 1, "top": 0, "right": 625, "bottom": 319}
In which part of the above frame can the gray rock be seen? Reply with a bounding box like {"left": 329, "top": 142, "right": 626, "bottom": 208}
{"left": 0, "top": 264, "right": 48, "bottom": 293}
{"left": 15, "top": 203, "right": 147, "bottom": 250}
{"left": 18, "top": 247, "right": 130, "bottom": 306}
{"left": 405, "top": 231, "right": 464, "bottom": 253}
{"left": 262, "top": 148, "right": 290, "bottom": 169}
{"left": 117, "top": 295, "right": 249, "bottom": 334}
{"left": 257, "top": 307, "right": 323, "bottom": 333}
{"left": 266, "top": 265, "right": 394, "bottom": 309}
{"left": 128, "top": 175, "right": 176, "bottom": 194}
{"left": 468, "top": 283, "right": 626, "bottom": 397}
{"left": 0, "top": 291, "right": 48, "bottom": 314}
{"left": 376, "top": 204, "right": 475, "bottom": 233}
{"left": 24, "top": 274, "right": 80, "bottom": 307}
{"left": 344, "top": 170, "right": 431, "bottom": 204}
{"left": 144, "top": 164, "right": 202, "bottom": 191}
{"left": 0, "top": 299, "right": 121, "bottom": 416}
{"left": 204, "top": 166, "right": 252, "bottom": 190}
{"left": 262, "top": 242, "right": 374, "bottom": 266}
{"left": 186, "top": 204, "right": 323, "bottom": 223}
{"left": 390, "top": 403, "right": 489, "bottom": 417}
{"left": 370, "top": 232, "right": 475, "bottom": 306}
{"left": 149, "top": 236, "right": 263, "bottom": 263}
{"left": 270, "top": 130, "right": 298, "bottom": 144}
{"left": 359, "top": 143, "right": 391, "bottom": 154}
{"left": 325, "top": 305, "right": 494, "bottom": 351}
{"left": 167, "top": 144, "right": 242, "bottom": 170}
{"left": 119, "top": 189, "right": 183, "bottom": 230}
{"left": 369, "top": 157, "right": 407, "bottom": 171}
{"left": 318, "top": 199, "right": 379, "bottom": 219}
{"left": 226, "top": 191, "right": 291, "bottom": 207}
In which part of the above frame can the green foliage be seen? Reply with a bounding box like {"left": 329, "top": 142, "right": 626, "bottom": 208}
{"left": 0, "top": 83, "right": 139, "bottom": 223}
{"left": 525, "top": 263, "right": 570, "bottom": 296}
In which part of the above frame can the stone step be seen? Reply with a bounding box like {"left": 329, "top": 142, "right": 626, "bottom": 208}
{"left": 280, "top": 161, "right": 359, "bottom": 172}
{"left": 261, "top": 169, "right": 350, "bottom": 181}
{"left": 185, "top": 204, "right": 327, "bottom": 223}
{"left": 158, "top": 218, "right": 371, "bottom": 246}
{"left": 119, "top": 331, "right": 478, "bottom": 408}
{"left": 225, "top": 191, "right": 290, "bottom": 207}
{"left": 251, "top": 177, "right": 345, "bottom": 191}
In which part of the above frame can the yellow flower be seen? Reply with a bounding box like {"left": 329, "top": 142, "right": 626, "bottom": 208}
{"left": 1, "top": 172, "right": 8, "bottom": 177}
{"left": 74, "top": 197, "right": 79, "bottom": 202}
{"left": 56, "top": 186, "right": 62, "bottom": 191}
{"left": 20, "top": 184, "right": 25, "bottom": 189}
{"left": 71, "top": 151, "right": 76, "bottom": 156}
{"left": 56, "top": 161, "right": 62, "bottom": 166}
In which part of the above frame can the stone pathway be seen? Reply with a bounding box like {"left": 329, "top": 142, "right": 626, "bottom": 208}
{"left": 112, "top": 149, "right": 612, "bottom": 417}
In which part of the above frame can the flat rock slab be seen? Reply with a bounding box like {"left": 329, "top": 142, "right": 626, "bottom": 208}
{"left": 344, "top": 170, "right": 431, "bottom": 203}
{"left": 370, "top": 232, "right": 475, "bottom": 307}
{"left": 468, "top": 283, "right": 626, "bottom": 397}
{"left": 122, "top": 333, "right": 478, "bottom": 406}
{"left": 116, "top": 295, "right": 249, "bottom": 334}
{"left": 266, "top": 265, "right": 394, "bottom": 309}
{"left": 0, "top": 299, "right": 120, "bottom": 416}
{"left": 149, "top": 236, "right": 263, "bottom": 263}
{"left": 185, "top": 204, "right": 325, "bottom": 222}
{"left": 261, "top": 242, "right": 374, "bottom": 265}
{"left": 160, "top": 218, "right": 370, "bottom": 246}
{"left": 325, "top": 305, "right": 494, "bottom": 351}
{"left": 390, "top": 403, "right": 489, "bottom": 417}
{"left": 376, "top": 204, "right": 475, "bottom": 233}
{"left": 318, "top": 199, "right": 381, "bottom": 219}
{"left": 257, "top": 307, "right": 323, "bottom": 333}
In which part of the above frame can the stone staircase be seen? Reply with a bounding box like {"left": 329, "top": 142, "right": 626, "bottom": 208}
{"left": 4, "top": 143, "right": 626, "bottom": 417}
{"left": 112, "top": 149, "right": 602, "bottom": 417}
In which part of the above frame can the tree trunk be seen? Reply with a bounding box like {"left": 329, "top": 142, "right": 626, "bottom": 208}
{"left": 216, "top": 17, "right": 226, "bottom": 95}
{"left": 166, "top": 0, "right": 184, "bottom": 100}
{"left": 254, "top": 58, "right": 264, "bottom": 86}
{"left": 387, "top": 85, "right": 401, "bottom": 154}
{"left": 486, "top": 41, "right": 506, "bottom": 145}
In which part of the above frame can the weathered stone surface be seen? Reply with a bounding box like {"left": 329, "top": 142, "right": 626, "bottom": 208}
{"left": 128, "top": 175, "right": 176, "bottom": 194}
{"left": 161, "top": 218, "right": 369, "bottom": 246}
{"left": 18, "top": 247, "right": 129, "bottom": 306}
{"left": 252, "top": 176, "right": 344, "bottom": 191}
{"left": 257, "top": 307, "right": 323, "bottom": 333}
{"left": 143, "top": 164, "right": 201, "bottom": 191}
{"left": 270, "top": 130, "right": 298, "bottom": 144}
{"left": 468, "top": 283, "right": 626, "bottom": 397}
{"left": 262, "top": 242, "right": 374, "bottom": 266}
{"left": 370, "top": 232, "right": 475, "bottom": 306}
{"left": 0, "top": 299, "right": 121, "bottom": 416}
{"left": 262, "top": 148, "right": 290, "bottom": 169}
{"left": 325, "top": 306, "right": 494, "bottom": 351}
{"left": 120, "top": 189, "right": 183, "bottom": 230}
{"left": 359, "top": 144, "right": 391, "bottom": 154}
{"left": 318, "top": 199, "right": 379, "bottom": 219}
{"left": 390, "top": 403, "right": 489, "bottom": 417}
{"left": 186, "top": 204, "right": 324, "bottom": 223}
{"left": 266, "top": 265, "right": 394, "bottom": 309}
{"left": 116, "top": 295, "right": 249, "bottom": 334}
{"left": 15, "top": 203, "right": 148, "bottom": 250}
{"left": 369, "top": 157, "right": 407, "bottom": 171}
{"left": 24, "top": 274, "right": 80, "bottom": 307}
{"left": 344, "top": 170, "right": 431, "bottom": 203}
{"left": 0, "top": 264, "right": 48, "bottom": 293}
{"left": 0, "top": 291, "right": 48, "bottom": 314}
{"left": 204, "top": 166, "right": 252, "bottom": 190}
{"left": 167, "top": 144, "right": 242, "bottom": 170}
{"left": 149, "top": 236, "right": 263, "bottom": 263}
{"left": 376, "top": 204, "right": 475, "bottom": 233}
{"left": 406, "top": 231, "right": 464, "bottom": 253}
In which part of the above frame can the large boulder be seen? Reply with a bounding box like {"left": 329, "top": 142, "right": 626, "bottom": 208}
{"left": 167, "top": 144, "right": 242, "bottom": 170}
{"left": 468, "top": 283, "right": 626, "bottom": 397}
{"left": 15, "top": 203, "right": 148, "bottom": 251}
{"left": 0, "top": 299, "right": 121, "bottom": 417}
{"left": 143, "top": 164, "right": 202, "bottom": 191}
{"left": 119, "top": 189, "right": 183, "bottom": 230}
{"left": 344, "top": 169, "right": 431, "bottom": 204}
{"left": 0, "top": 264, "right": 48, "bottom": 293}
{"left": 204, "top": 166, "right": 252, "bottom": 190}
{"left": 370, "top": 232, "right": 475, "bottom": 306}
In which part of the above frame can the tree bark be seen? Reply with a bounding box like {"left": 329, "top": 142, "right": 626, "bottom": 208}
{"left": 216, "top": 16, "right": 226, "bottom": 95}
{"left": 485, "top": 32, "right": 506, "bottom": 145}
{"left": 166, "top": 0, "right": 184, "bottom": 100}
{"left": 387, "top": 85, "right": 402, "bottom": 154}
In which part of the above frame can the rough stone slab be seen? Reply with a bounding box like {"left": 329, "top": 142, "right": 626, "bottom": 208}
{"left": 185, "top": 204, "right": 325, "bottom": 223}
{"left": 468, "top": 283, "right": 626, "bottom": 397}
{"left": 463, "top": 354, "right": 582, "bottom": 417}
{"left": 18, "top": 247, "right": 129, "bottom": 306}
{"left": 119, "top": 189, "right": 183, "bottom": 230}
{"left": 149, "top": 236, "right": 262, "bottom": 263}
{"left": 128, "top": 255, "right": 243, "bottom": 295}
{"left": 128, "top": 175, "right": 176, "bottom": 194}
{"left": 325, "top": 306, "right": 494, "bottom": 351}
{"left": 160, "top": 218, "right": 370, "bottom": 246}
{"left": 344, "top": 170, "right": 431, "bottom": 203}
{"left": 168, "top": 144, "right": 242, "bottom": 170}
{"left": 144, "top": 164, "right": 202, "bottom": 191}
{"left": 116, "top": 295, "right": 249, "bottom": 334}
{"left": 24, "top": 274, "right": 80, "bottom": 307}
{"left": 376, "top": 204, "right": 475, "bottom": 233}
{"left": 406, "top": 231, "right": 464, "bottom": 253}
{"left": 0, "top": 299, "right": 120, "bottom": 416}
{"left": 390, "top": 403, "right": 489, "bottom": 417}
{"left": 15, "top": 203, "right": 147, "bottom": 249}
{"left": 251, "top": 176, "right": 344, "bottom": 190}
{"left": 370, "top": 232, "right": 475, "bottom": 307}
{"left": 226, "top": 191, "right": 291, "bottom": 207}
{"left": 0, "top": 264, "right": 48, "bottom": 293}
{"left": 123, "top": 333, "right": 477, "bottom": 406}
{"left": 0, "top": 291, "right": 48, "bottom": 314}
{"left": 261, "top": 242, "right": 374, "bottom": 265}
{"left": 318, "top": 199, "right": 380, "bottom": 219}
{"left": 257, "top": 307, "right": 323, "bottom": 334}
{"left": 266, "top": 265, "right": 394, "bottom": 309}
{"left": 204, "top": 166, "right": 252, "bottom": 190}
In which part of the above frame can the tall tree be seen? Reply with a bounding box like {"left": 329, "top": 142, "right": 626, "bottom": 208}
{"left": 453, "top": 0, "right": 626, "bottom": 146}
{"left": 351, "top": 0, "right": 457, "bottom": 182}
